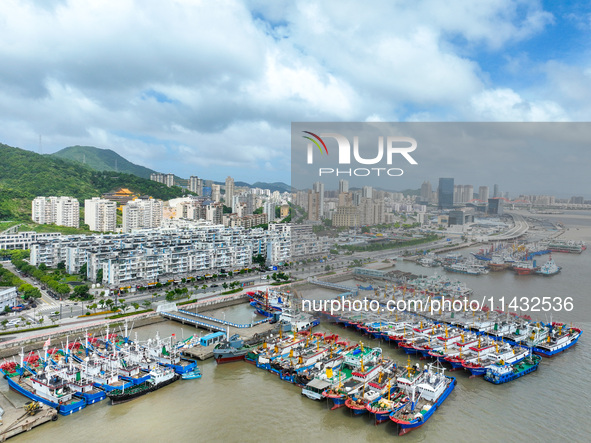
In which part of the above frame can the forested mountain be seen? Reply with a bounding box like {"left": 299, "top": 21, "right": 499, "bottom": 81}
{"left": 0, "top": 143, "right": 188, "bottom": 220}
{"left": 52, "top": 145, "right": 157, "bottom": 179}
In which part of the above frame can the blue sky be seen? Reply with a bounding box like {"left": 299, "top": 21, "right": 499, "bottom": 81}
{"left": 0, "top": 0, "right": 590, "bottom": 195}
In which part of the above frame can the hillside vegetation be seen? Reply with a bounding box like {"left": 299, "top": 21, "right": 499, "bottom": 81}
{"left": 0, "top": 143, "right": 188, "bottom": 221}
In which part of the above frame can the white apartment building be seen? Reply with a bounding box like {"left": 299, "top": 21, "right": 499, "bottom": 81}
{"left": 0, "top": 287, "right": 18, "bottom": 311}
{"left": 0, "top": 231, "right": 61, "bottom": 250}
{"left": 188, "top": 176, "right": 203, "bottom": 195}
{"left": 122, "top": 198, "right": 163, "bottom": 232}
{"left": 150, "top": 173, "right": 175, "bottom": 187}
{"left": 225, "top": 176, "right": 235, "bottom": 206}
{"left": 30, "top": 224, "right": 292, "bottom": 286}
{"left": 31, "top": 196, "right": 79, "bottom": 228}
{"left": 84, "top": 197, "right": 117, "bottom": 232}
{"left": 211, "top": 184, "right": 221, "bottom": 202}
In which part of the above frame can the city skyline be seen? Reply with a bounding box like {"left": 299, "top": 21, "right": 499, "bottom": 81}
{"left": 291, "top": 122, "right": 591, "bottom": 199}
{"left": 1, "top": 2, "right": 591, "bottom": 188}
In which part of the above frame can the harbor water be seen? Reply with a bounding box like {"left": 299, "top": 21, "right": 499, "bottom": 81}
{"left": 6, "top": 214, "right": 591, "bottom": 442}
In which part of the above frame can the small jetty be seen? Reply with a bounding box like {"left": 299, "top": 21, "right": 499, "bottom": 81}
{"left": 0, "top": 393, "right": 57, "bottom": 441}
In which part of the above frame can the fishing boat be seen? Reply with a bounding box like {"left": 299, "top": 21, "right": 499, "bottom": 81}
{"left": 181, "top": 367, "right": 202, "bottom": 380}
{"left": 443, "top": 263, "right": 489, "bottom": 275}
{"left": 484, "top": 354, "right": 541, "bottom": 384}
{"left": 366, "top": 389, "right": 409, "bottom": 424}
{"left": 512, "top": 260, "right": 539, "bottom": 275}
{"left": 213, "top": 334, "right": 254, "bottom": 364}
{"left": 533, "top": 325, "right": 582, "bottom": 357}
{"left": 143, "top": 333, "right": 198, "bottom": 374}
{"left": 344, "top": 360, "right": 400, "bottom": 416}
{"left": 107, "top": 367, "right": 180, "bottom": 405}
{"left": 389, "top": 363, "right": 456, "bottom": 436}
{"left": 462, "top": 343, "right": 528, "bottom": 377}
{"left": 321, "top": 345, "right": 382, "bottom": 409}
{"left": 1, "top": 353, "right": 87, "bottom": 416}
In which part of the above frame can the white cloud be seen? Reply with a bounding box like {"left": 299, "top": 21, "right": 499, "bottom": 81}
{"left": 0, "top": 0, "right": 586, "bottom": 185}
{"left": 470, "top": 88, "right": 568, "bottom": 121}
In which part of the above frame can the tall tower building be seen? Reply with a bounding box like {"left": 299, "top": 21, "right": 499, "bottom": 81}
{"left": 479, "top": 186, "right": 489, "bottom": 203}
{"left": 211, "top": 184, "right": 221, "bottom": 202}
{"left": 312, "top": 181, "right": 325, "bottom": 218}
{"left": 420, "top": 181, "right": 432, "bottom": 203}
{"left": 307, "top": 190, "right": 320, "bottom": 221}
{"left": 225, "top": 176, "right": 235, "bottom": 207}
{"left": 338, "top": 179, "right": 349, "bottom": 194}
{"left": 188, "top": 176, "right": 203, "bottom": 195}
{"left": 463, "top": 185, "right": 473, "bottom": 203}
{"left": 438, "top": 178, "right": 454, "bottom": 209}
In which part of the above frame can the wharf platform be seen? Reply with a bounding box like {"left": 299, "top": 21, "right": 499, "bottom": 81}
{"left": 0, "top": 391, "right": 57, "bottom": 441}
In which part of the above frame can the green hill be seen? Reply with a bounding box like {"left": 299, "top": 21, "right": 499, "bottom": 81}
{"left": 0, "top": 143, "right": 189, "bottom": 221}
{"left": 53, "top": 145, "right": 291, "bottom": 192}
{"left": 52, "top": 145, "right": 157, "bottom": 179}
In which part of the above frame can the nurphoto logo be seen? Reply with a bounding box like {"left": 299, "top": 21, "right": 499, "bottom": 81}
{"left": 302, "top": 130, "right": 418, "bottom": 177}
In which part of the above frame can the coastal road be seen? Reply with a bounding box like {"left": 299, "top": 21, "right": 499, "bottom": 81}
{"left": 484, "top": 212, "right": 529, "bottom": 241}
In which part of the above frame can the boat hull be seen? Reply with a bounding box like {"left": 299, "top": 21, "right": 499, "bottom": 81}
{"left": 5, "top": 375, "right": 86, "bottom": 416}
{"left": 108, "top": 374, "right": 181, "bottom": 405}
{"left": 390, "top": 377, "right": 456, "bottom": 435}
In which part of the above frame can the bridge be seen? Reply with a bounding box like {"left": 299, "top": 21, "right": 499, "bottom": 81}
{"left": 307, "top": 278, "right": 358, "bottom": 296}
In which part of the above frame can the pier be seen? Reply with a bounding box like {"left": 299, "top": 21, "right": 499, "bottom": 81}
{"left": 307, "top": 278, "right": 359, "bottom": 296}
{"left": 160, "top": 309, "right": 271, "bottom": 332}
{"left": 0, "top": 392, "right": 57, "bottom": 441}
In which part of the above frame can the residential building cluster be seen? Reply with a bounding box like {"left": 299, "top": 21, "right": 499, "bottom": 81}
{"left": 29, "top": 222, "right": 292, "bottom": 286}
{"left": 150, "top": 173, "right": 175, "bottom": 187}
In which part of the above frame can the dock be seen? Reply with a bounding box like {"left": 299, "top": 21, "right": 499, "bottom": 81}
{"left": 0, "top": 392, "right": 57, "bottom": 441}
{"left": 180, "top": 318, "right": 278, "bottom": 361}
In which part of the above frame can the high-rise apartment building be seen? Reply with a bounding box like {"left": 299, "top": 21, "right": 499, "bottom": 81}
{"left": 32, "top": 196, "right": 79, "bottom": 228}
{"left": 84, "top": 197, "right": 117, "bottom": 232}
{"left": 312, "top": 181, "right": 325, "bottom": 218}
{"left": 225, "top": 176, "right": 235, "bottom": 207}
{"left": 307, "top": 190, "right": 320, "bottom": 221}
{"left": 122, "top": 197, "right": 163, "bottom": 232}
{"left": 338, "top": 179, "right": 349, "bottom": 194}
{"left": 479, "top": 186, "right": 489, "bottom": 203}
{"left": 420, "top": 181, "right": 432, "bottom": 203}
{"left": 211, "top": 184, "right": 221, "bottom": 202}
{"left": 188, "top": 176, "right": 203, "bottom": 195}
{"left": 150, "top": 173, "right": 175, "bottom": 187}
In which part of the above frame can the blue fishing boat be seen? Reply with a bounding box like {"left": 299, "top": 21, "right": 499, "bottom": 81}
{"left": 484, "top": 354, "right": 541, "bottom": 384}
{"left": 389, "top": 364, "right": 456, "bottom": 436}
{"left": 181, "top": 367, "right": 202, "bottom": 380}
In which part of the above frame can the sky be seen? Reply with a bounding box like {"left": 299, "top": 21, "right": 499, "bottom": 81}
{"left": 1, "top": 0, "right": 591, "bottom": 195}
